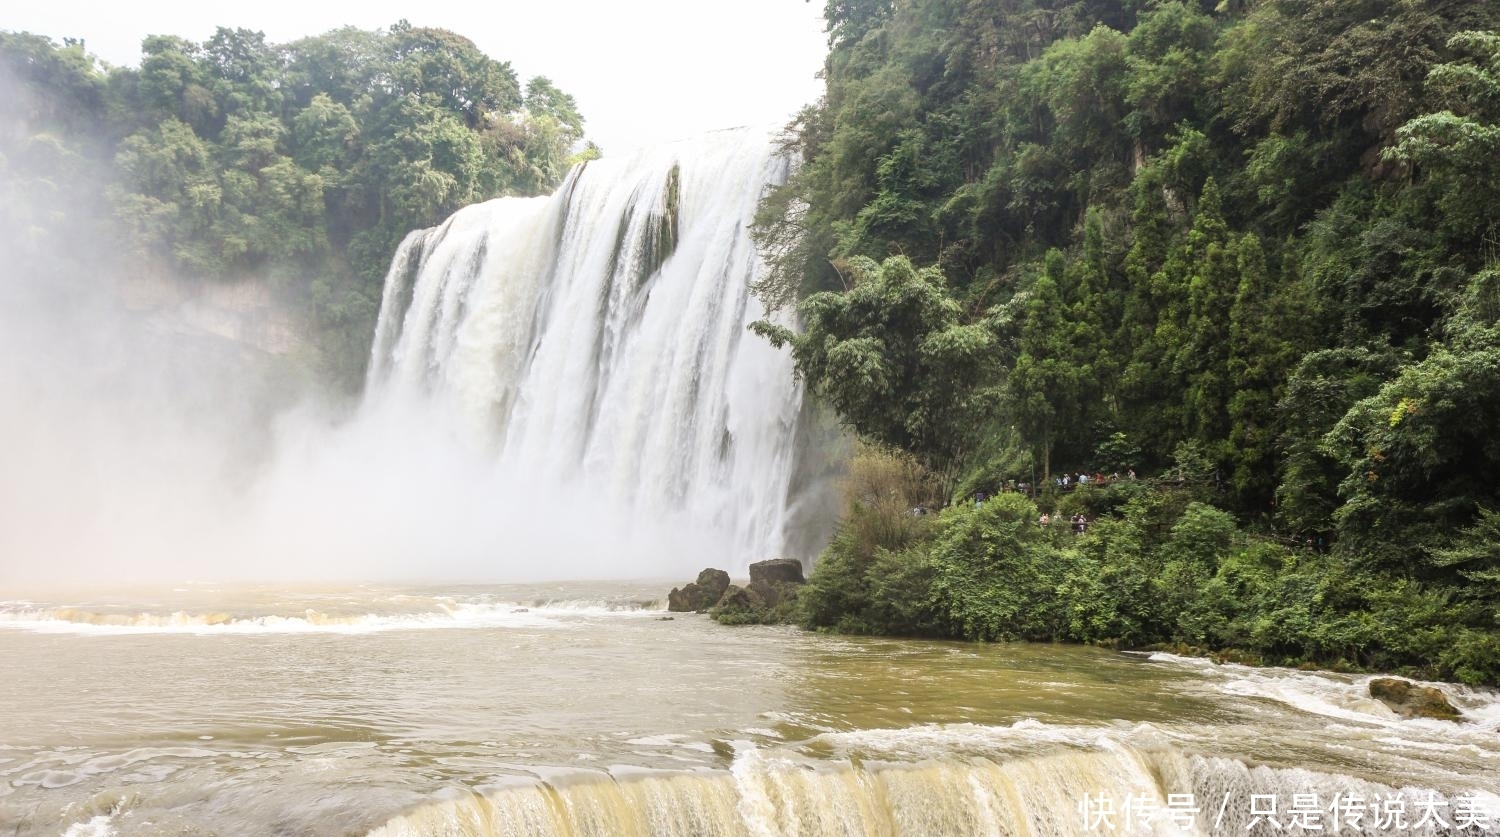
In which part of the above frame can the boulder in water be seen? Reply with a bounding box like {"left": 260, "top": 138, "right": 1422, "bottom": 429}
{"left": 667, "top": 568, "right": 732, "bottom": 612}
{"left": 745, "top": 558, "right": 806, "bottom": 609}
{"left": 709, "top": 561, "right": 807, "bottom": 625}
{"left": 749, "top": 558, "right": 805, "bottom": 586}
{"left": 1368, "top": 677, "right": 1462, "bottom": 720}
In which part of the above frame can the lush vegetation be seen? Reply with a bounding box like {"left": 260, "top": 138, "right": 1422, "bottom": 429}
{"left": 1, "top": 25, "right": 592, "bottom": 385}
{"left": 758, "top": 0, "right": 1500, "bottom": 684}
{"left": 794, "top": 447, "right": 1499, "bottom": 685}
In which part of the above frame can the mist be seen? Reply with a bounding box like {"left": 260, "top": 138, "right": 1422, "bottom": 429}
{"left": 0, "top": 260, "right": 742, "bottom": 590}
{"left": 0, "top": 241, "right": 747, "bottom": 590}
{"left": 0, "top": 62, "right": 823, "bottom": 590}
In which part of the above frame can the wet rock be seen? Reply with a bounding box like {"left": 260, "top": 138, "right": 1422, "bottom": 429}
{"left": 1368, "top": 677, "right": 1462, "bottom": 721}
{"left": 749, "top": 558, "right": 805, "bottom": 587}
{"left": 746, "top": 580, "right": 785, "bottom": 608}
{"left": 667, "top": 568, "right": 731, "bottom": 612}
{"left": 696, "top": 568, "right": 731, "bottom": 598}
{"left": 743, "top": 558, "right": 806, "bottom": 609}
{"left": 656, "top": 616, "right": 675, "bottom": 621}
{"left": 711, "top": 560, "right": 807, "bottom": 625}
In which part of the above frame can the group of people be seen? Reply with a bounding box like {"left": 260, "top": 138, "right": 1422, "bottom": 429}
{"left": 1035, "top": 512, "right": 1090, "bottom": 534}
{"left": 1053, "top": 470, "right": 1135, "bottom": 489}
{"left": 971, "top": 469, "right": 1138, "bottom": 503}
{"left": 958, "top": 467, "right": 1143, "bottom": 529}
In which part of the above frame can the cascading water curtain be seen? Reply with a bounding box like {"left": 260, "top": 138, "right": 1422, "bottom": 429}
{"left": 364, "top": 128, "right": 813, "bottom": 575}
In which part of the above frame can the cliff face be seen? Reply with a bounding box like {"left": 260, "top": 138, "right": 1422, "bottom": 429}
{"left": 120, "top": 271, "right": 309, "bottom": 358}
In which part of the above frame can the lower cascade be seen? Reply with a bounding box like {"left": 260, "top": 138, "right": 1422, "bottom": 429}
{"left": 364, "top": 128, "right": 817, "bottom": 574}
{"left": 365, "top": 740, "right": 1469, "bottom": 837}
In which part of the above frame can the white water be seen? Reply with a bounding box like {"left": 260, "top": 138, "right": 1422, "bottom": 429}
{"left": 1151, "top": 651, "right": 1500, "bottom": 751}
{"left": 367, "top": 742, "right": 1492, "bottom": 837}
{"left": 0, "top": 586, "right": 665, "bottom": 635}
{"left": 0, "top": 602, "right": 649, "bottom": 635}
{"left": 358, "top": 127, "right": 810, "bottom": 576}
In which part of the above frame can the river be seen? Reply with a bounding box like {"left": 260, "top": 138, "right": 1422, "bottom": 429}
{"left": 1, "top": 583, "right": 1496, "bottom": 836}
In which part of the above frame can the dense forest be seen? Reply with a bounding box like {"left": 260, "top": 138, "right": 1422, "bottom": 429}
{"left": 749, "top": 0, "right": 1500, "bottom": 684}
{"left": 0, "top": 25, "right": 591, "bottom": 385}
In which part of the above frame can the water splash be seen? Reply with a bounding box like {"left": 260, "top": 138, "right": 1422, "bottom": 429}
{"left": 0, "top": 592, "right": 665, "bottom": 635}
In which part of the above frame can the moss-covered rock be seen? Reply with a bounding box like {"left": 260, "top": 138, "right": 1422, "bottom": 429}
{"left": 709, "top": 565, "right": 806, "bottom": 626}
{"left": 1368, "top": 677, "right": 1463, "bottom": 721}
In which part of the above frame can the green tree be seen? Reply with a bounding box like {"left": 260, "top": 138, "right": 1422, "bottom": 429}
{"left": 388, "top": 22, "right": 520, "bottom": 128}
{"left": 753, "top": 255, "right": 999, "bottom": 474}
{"left": 1008, "top": 254, "right": 1081, "bottom": 479}
{"left": 1326, "top": 271, "right": 1500, "bottom": 570}
{"left": 523, "top": 76, "right": 584, "bottom": 144}
{"left": 1385, "top": 31, "right": 1500, "bottom": 251}
{"left": 109, "top": 118, "right": 220, "bottom": 268}
{"left": 1177, "top": 179, "right": 1235, "bottom": 446}
{"left": 291, "top": 93, "right": 359, "bottom": 172}
{"left": 2, "top": 24, "right": 589, "bottom": 386}
{"left": 1226, "top": 233, "right": 1303, "bottom": 511}
{"left": 136, "top": 34, "right": 218, "bottom": 133}
{"left": 203, "top": 27, "right": 281, "bottom": 115}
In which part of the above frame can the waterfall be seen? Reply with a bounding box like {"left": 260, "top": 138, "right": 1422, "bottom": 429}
{"left": 361, "top": 128, "right": 814, "bottom": 575}
{"left": 365, "top": 739, "right": 1484, "bottom": 837}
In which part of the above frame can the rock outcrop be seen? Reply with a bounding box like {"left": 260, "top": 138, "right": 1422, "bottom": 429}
{"left": 664, "top": 561, "right": 809, "bottom": 624}
{"left": 749, "top": 558, "right": 805, "bottom": 585}
{"left": 121, "top": 271, "right": 308, "bottom": 356}
{"left": 746, "top": 558, "right": 806, "bottom": 609}
{"left": 667, "top": 568, "right": 731, "bottom": 612}
{"left": 716, "top": 584, "right": 760, "bottom": 610}
{"left": 1368, "top": 677, "right": 1463, "bottom": 721}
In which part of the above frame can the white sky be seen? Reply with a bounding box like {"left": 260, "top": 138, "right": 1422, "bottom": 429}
{"left": 4, "top": 0, "right": 830, "bottom": 154}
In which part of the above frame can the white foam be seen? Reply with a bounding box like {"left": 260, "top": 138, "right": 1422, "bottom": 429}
{"left": 1219, "top": 671, "right": 1401, "bottom": 725}
{"left": 1148, "top": 653, "right": 1500, "bottom": 734}
{"left": 0, "top": 599, "right": 657, "bottom": 636}
{"left": 61, "top": 815, "right": 115, "bottom": 837}
{"left": 804, "top": 719, "right": 1174, "bottom": 761}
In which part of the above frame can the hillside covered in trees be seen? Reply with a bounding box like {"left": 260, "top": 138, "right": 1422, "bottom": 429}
{"left": 754, "top": 0, "right": 1500, "bottom": 683}
{"left": 0, "top": 25, "right": 591, "bottom": 384}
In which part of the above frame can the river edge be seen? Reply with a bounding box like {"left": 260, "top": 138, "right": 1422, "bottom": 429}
{"left": 697, "top": 602, "right": 1488, "bottom": 722}
{"left": 746, "top": 465, "right": 1500, "bottom": 689}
